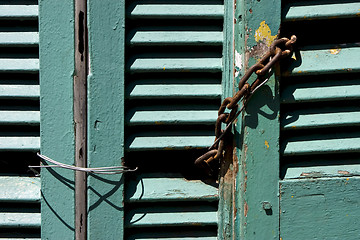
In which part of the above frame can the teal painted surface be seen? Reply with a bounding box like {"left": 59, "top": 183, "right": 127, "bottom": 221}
{"left": 282, "top": 109, "right": 360, "bottom": 129}
{"left": 87, "top": 0, "right": 125, "bottom": 239}
{"left": 127, "top": 82, "right": 221, "bottom": 99}
{"left": 283, "top": 1, "right": 360, "bottom": 21}
{"left": 130, "top": 31, "right": 223, "bottom": 46}
{"left": 0, "top": 177, "right": 40, "bottom": 203}
{"left": 235, "top": 0, "right": 281, "bottom": 239}
{"left": 127, "top": 135, "right": 214, "bottom": 151}
{"left": 283, "top": 164, "right": 360, "bottom": 179}
{"left": 39, "top": 0, "right": 76, "bottom": 238}
{"left": 0, "top": 85, "right": 39, "bottom": 99}
{"left": 0, "top": 5, "right": 38, "bottom": 19}
{"left": 128, "top": 110, "right": 217, "bottom": 126}
{"left": 283, "top": 136, "right": 360, "bottom": 156}
{"left": 0, "top": 111, "right": 39, "bottom": 125}
{"left": 126, "top": 206, "right": 218, "bottom": 227}
{"left": 125, "top": 174, "right": 218, "bottom": 202}
{"left": 0, "top": 59, "right": 38, "bottom": 72}
{"left": 0, "top": 32, "right": 39, "bottom": 46}
{"left": 281, "top": 78, "right": 360, "bottom": 103}
{"left": 128, "top": 237, "right": 216, "bottom": 240}
{"left": 129, "top": 4, "right": 223, "bottom": 19}
{"left": 283, "top": 47, "right": 360, "bottom": 76}
{"left": 129, "top": 58, "right": 222, "bottom": 73}
{"left": 0, "top": 213, "right": 41, "bottom": 228}
{"left": 280, "top": 178, "right": 360, "bottom": 239}
{"left": 0, "top": 137, "right": 39, "bottom": 151}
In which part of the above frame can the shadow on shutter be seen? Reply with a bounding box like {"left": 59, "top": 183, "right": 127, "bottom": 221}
{"left": 0, "top": 0, "right": 40, "bottom": 238}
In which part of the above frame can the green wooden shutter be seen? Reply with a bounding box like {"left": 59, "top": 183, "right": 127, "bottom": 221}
{"left": 124, "top": 1, "right": 228, "bottom": 239}
{"left": 280, "top": 1, "right": 360, "bottom": 239}
{"left": 0, "top": 1, "right": 40, "bottom": 238}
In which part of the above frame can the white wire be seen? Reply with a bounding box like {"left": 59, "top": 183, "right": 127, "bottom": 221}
{"left": 29, "top": 153, "right": 137, "bottom": 174}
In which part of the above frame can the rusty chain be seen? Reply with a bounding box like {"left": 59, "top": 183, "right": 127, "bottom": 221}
{"left": 195, "top": 35, "right": 297, "bottom": 176}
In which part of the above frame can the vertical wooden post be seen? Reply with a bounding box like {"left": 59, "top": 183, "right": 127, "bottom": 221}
{"left": 234, "top": 0, "right": 281, "bottom": 239}
{"left": 74, "top": 0, "right": 88, "bottom": 239}
{"left": 39, "top": 1, "right": 76, "bottom": 239}
{"left": 87, "top": 0, "right": 126, "bottom": 239}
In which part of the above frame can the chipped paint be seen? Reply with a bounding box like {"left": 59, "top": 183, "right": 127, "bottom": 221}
{"left": 265, "top": 140, "right": 269, "bottom": 149}
{"left": 330, "top": 48, "right": 341, "bottom": 55}
{"left": 254, "top": 21, "right": 277, "bottom": 47}
{"left": 338, "top": 170, "right": 350, "bottom": 175}
{"left": 244, "top": 201, "right": 248, "bottom": 217}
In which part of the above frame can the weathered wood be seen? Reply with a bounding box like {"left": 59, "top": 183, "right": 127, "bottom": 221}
{"left": 280, "top": 178, "right": 360, "bottom": 239}
{"left": 125, "top": 174, "right": 218, "bottom": 202}
{"left": 74, "top": 0, "right": 87, "bottom": 238}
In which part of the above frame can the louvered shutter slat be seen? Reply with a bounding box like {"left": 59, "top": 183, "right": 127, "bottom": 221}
{"left": 281, "top": 79, "right": 360, "bottom": 103}
{"left": 0, "top": 59, "right": 39, "bottom": 73}
{"left": 130, "top": 31, "right": 223, "bottom": 46}
{"left": 0, "top": 85, "right": 39, "bottom": 99}
{"left": 0, "top": 111, "right": 39, "bottom": 125}
{"left": 127, "top": 82, "right": 221, "bottom": 99}
{"left": 129, "top": 5, "right": 223, "bottom": 19}
{"left": 283, "top": 2, "right": 360, "bottom": 21}
{"left": 0, "top": 177, "right": 40, "bottom": 203}
{"left": 126, "top": 175, "right": 218, "bottom": 202}
{"left": 128, "top": 110, "right": 218, "bottom": 126}
{"left": 0, "top": 213, "right": 40, "bottom": 228}
{"left": 0, "top": 137, "right": 40, "bottom": 151}
{"left": 0, "top": 32, "right": 39, "bottom": 46}
{"left": 282, "top": 110, "right": 360, "bottom": 130}
{"left": 127, "top": 135, "right": 214, "bottom": 151}
{"left": 129, "top": 58, "right": 222, "bottom": 73}
{"left": 126, "top": 209, "right": 217, "bottom": 227}
{"left": 0, "top": 5, "right": 38, "bottom": 19}
{"left": 283, "top": 47, "right": 360, "bottom": 76}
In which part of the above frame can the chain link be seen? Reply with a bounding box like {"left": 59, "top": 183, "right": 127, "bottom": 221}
{"left": 195, "top": 35, "right": 297, "bottom": 176}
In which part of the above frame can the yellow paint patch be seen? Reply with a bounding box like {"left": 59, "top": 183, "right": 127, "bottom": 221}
{"left": 265, "top": 140, "right": 269, "bottom": 149}
{"left": 291, "top": 126, "right": 297, "bottom": 129}
{"left": 291, "top": 195, "right": 294, "bottom": 198}
{"left": 291, "top": 55, "right": 297, "bottom": 61}
{"left": 346, "top": 178, "right": 350, "bottom": 181}
{"left": 163, "top": 67, "right": 166, "bottom": 70}
{"left": 254, "top": 21, "right": 277, "bottom": 47}
{"left": 155, "top": 121, "right": 164, "bottom": 125}
{"left": 330, "top": 48, "right": 341, "bottom": 55}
